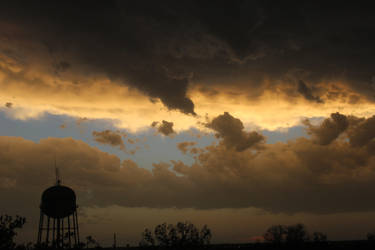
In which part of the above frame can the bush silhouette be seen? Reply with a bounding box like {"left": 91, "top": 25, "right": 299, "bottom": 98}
{"left": 313, "top": 231, "right": 328, "bottom": 243}
{"left": 264, "top": 223, "right": 325, "bottom": 246}
{"left": 263, "top": 225, "right": 286, "bottom": 245}
{"left": 285, "top": 223, "right": 309, "bottom": 244}
{"left": 85, "top": 235, "right": 101, "bottom": 249}
{"left": 0, "top": 215, "right": 26, "bottom": 249}
{"left": 140, "top": 221, "right": 211, "bottom": 247}
{"left": 367, "top": 232, "right": 375, "bottom": 241}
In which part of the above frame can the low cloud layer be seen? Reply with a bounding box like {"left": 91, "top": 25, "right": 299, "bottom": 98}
{"left": 1, "top": 112, "right": 375, "bottom": 214}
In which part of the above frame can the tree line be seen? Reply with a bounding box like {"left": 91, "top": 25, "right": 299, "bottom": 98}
{"left": 263, "top": 224, "right": 327, "bottom": 245}
{"left": 139, "top": 222, "right": 211, "bottom": 248}
{"left": 2, "top": 214, "right": 375, "bottom": 249}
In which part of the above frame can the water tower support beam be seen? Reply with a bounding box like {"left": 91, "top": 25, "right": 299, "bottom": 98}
{"left": 57, "top": 218, "right": 61, "bottom": 248}
{"left": 73, "top": 212, "right": 77, "bottom": 245}
{"left": 68, "top": 215, "right": 71, "bottom": 248}
{"left": 62, "top": 218, "right": 64, "bottom": 248}
{"left": 74, "top": 211, "right": 80, "bottom": 244}
{"left": 37, "top": 212, "right": 43, "bottom": 243}
{"left": 46, "top": 216, "right": 50, "bottom": 244}
{"left": 52, "top": 218, "right": 56, "bottom": 246}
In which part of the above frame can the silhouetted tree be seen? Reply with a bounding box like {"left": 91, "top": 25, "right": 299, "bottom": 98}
{"left": 140, "top": 222, "right": 211, "bottom": 247}
{"left": 0, "top": 215, "right": 26, "bottom": 249}
{"left": 367, "top": 232, "right": 375, "bottom": 241}
{"left": 13, "top": 242, "right": 33, "bottom": 250}
{"left": 313, "top": 231, "right": 327, "bottom": 243}
{"left": 62, "top": 232, "right": 75, "bottom": 248}
{"left": 200, "top": 225, "right": 212, "bottom": 245}
{"left": 263, "top": 225, "right": 286, "bottom": 245}
{"left": 86, "top": 235, "right": 101, "bottom": 249}
{"left": 167, "top": 224, "right": 178, "bottom": 246}
{"left": 155, "top": 223, "right": 169, "bottom": 246}
{"left": 285, "top": 223, "right": 309, "bottom": 244}
{"left": 140, "top": 228, "right": 155, "bottom": 247}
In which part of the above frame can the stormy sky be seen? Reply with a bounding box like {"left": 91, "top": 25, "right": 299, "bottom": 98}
{"left": 1, "top": 0, "right": 375, "bottom": 246}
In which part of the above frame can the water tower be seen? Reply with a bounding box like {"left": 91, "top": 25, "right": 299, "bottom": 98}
{"left": 37, "top": 169, "right": 80, "bottom": 248}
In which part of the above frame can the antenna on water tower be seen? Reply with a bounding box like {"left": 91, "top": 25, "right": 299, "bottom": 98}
{"left": 54, "top": 155, "right": 61, "bottom": 186}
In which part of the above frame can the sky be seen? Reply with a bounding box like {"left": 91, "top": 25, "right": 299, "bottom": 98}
{"left": 1, "top": 0, "right": 375, "bottom": 247}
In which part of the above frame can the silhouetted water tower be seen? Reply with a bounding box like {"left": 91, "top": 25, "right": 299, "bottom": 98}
{"left": 37, "top": 169, "right": 79, "bottom": 248}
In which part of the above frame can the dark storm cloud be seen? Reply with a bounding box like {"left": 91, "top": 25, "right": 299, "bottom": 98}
{"left": 297, "top": 80, "right": 323, "bottom": 103}
{"left": 52, "top": 60, "right": 70, "bottom": 76}
{"left": 1, "top": 1, "right": 375, "bottom": 113}
{"left": 0, "top": 1, "right": 197, "bottom": 114}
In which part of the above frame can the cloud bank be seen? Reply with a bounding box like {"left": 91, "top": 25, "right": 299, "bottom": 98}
{"left": 1, "top": 112, "right": 375, "bottom": 214}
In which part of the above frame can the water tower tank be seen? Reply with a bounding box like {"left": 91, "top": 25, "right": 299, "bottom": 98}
{"left": 41, "top": 185, "right": 77, "bottom": 218}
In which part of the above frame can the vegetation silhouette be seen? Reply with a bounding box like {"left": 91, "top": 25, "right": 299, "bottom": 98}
{"left": 367, "top": 231, "right": 375, "bottom": 241}
{"left": 263, "top": 223, "right": 326, "bottom": 246}
{"left": 139, "top": 222, "right": 211, "bottom": 248}
{"left": 312, "top": 231, "right": 328, "bottom": 243}
{"left": 0, "top": 215, "right": 26, "bottom": 249}
{"left": 2, "top": 213, "right": 375, "bottom": 249}
{"left": 285, "top": 224, "right": 309, "bottom": 245}
{"left": 85, "top": 235, "right": 101, "bottom": 249}
{"left": 263, "top": 225, "right": 286, "bottom": 245}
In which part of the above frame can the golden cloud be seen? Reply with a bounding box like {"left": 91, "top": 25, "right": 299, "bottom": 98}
{"left": 1, "top": 67, "right": 375, "bottom": 133}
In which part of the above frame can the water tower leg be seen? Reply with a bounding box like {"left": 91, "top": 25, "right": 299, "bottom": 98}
{"left": 68, "top": 215, "right": 72, "bottom": 248}
{"left": 37, "top": 211, "right": 43, "bottom": 244}
{"left": 57, "top": 219, "right": 61, "bottom": 248}
{"left": 73, "top": 212, "right": 77, "bottom": 246}
{"left": 62, "top": 218, "right": 65, "bottom": 247}
{"left": 52, "top": 218, "right": 56, "bottom": 247}
{"left": 46, "top": 216, "right": 50, "bottom": 245}
{"left": 75, "top": 210, "right": 80, "bottom": 244}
